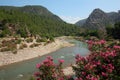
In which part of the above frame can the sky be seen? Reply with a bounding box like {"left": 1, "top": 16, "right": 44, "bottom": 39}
{"left": 0, "top": 0, "right": 120, "bottom": 24}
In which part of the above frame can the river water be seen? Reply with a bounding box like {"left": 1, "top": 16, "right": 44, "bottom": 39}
{"left": 0, "top": 39, "right": 90, "bottom": 80}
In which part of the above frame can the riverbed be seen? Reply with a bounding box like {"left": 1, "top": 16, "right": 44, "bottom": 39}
{"left": 0, "top": 39, "right": 90, "bottom": 80}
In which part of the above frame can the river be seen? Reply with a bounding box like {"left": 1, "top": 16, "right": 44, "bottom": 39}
{"left": 0, "top": 39, "right": 90, "bottom": 80}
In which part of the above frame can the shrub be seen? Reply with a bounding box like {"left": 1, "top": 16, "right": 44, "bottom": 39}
{"left": 1, "top": 40, "right": 9, "bottom": 47}
{"left": 86, "top": 40, "right": 106, "bottom": 52}
{"left": 12, "top": 49, "right": 17, "bottom": 54}
{"left": 26, "top": 38, "right": 33, "bottom": 43}
{"left": 0, "top": 39, "right": 17, "bottom": 53}
{"left": 36, "top": 38, "right": 42, "bottom": 43}
{"left": 34, "top": 56, "right": 72, "bottom": 80}
{"left": 73, "top": 40, "right": 120, "bottom": 80}
{"left": 0, "top": 44, "right": 2, "bottom": 48}
{"left": 106, "top": 22, "right": 120, "bottom": 39}
{"left": 19, "top": 43, "right": 27, "bottom": 49}
{"left": 30, "top": 43, "right": 40, "bottom": 48}
{"left": 49, "top": 36, "right": 55, "bottom": 42}
{"left": 0, "top": 47, "right": 11, "bottom": 52}
{"left": 33, "top": 40, "right": 120, "bottom": 80}
{"left": 38, "top": 38, "right": 47, "bottom": 42}
{"left": 15, "top": 39, "right": 22, "bottom": 44}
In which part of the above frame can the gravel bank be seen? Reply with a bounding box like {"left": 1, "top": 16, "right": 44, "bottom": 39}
{"left": 0, "top": 38, "right": 74, "bottom": 67}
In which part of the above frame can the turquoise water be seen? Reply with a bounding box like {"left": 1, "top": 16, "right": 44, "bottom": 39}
{"left": 0, "top": 40, "right": 90, "bottom": 80}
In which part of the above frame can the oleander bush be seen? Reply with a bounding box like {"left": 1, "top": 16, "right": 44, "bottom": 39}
{"left": 34, "top": 40, "right": 120, "bottom": 80}
{"left": 34, "top": 56, "right": 73, "bottom": 80}
{"left": 73, "top": 40, "right": 120, "bottom": 80}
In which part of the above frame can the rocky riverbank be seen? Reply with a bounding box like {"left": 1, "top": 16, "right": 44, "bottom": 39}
{"left": 0, "top": 37, "right": 74, "bottom": 67}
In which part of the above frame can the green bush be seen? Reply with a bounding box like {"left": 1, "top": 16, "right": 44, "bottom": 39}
{"left": 0, "top": 44, "right": 2, "bottom": 48}
{"left": 49, "top": 36, "right": 54, "bottom": 42}
{"left": 36, "top": 38, "right": 41, "bottom": 43}
{"left": 1, "top": 40, "right": 8, "bottom": 47}
{"left": 37, "top": 38, "right": 47, "bottom": 42}
{"left": 12, "top": 49, "right": 17, "bottom": 54}
{"left": 19, "top": 43, "right": 27, "bottom": 49}
{"left": 0, "top": 47, "right": 11, "bottom": 52}
{"left": 15, "top": 39, "right": 22, "bottom": 44}
{"left": 106, "top": 22, "right": 120, "bottom": 39}
{"left": 26, "top": 38, "right": 33, "bottom": 43}
{"left": 0, "top": 39, "right": 17, "bottom": 53}
{"left": 30, "top": 43, "right": 40, "bottom": 48}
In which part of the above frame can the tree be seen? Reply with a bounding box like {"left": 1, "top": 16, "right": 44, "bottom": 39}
{"left": 106, "top": 22, "right": 120, "bottom": 39}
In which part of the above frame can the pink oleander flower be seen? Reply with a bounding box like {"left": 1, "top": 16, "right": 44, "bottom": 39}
{"left": 81, "top": 71, "right": 86, "bottom": 75}
{"left": 108, "top": 64, "right": 114, "bottom": 70}
{"left": 113, "top": 45, "right": 120, "bottom": 49}
{"left": 52, "top": 73, "right": 57, "bottom": 78}
{"left": 91, "top": 76, "right": 99, "bottom": 80}
{"left": 58, "top": 59, "right": 64, "bottom": 63}
{"left": 100, "top": 40, "right": 106, "bottom": 44}
{"left": 67, "top": 75, "right": 72, "bottom": 79}
{"left": 78, "top": 78, "right": 83, "bottom": 80}
{"left": 58, "top": 77, "right": 64, "bottom": 80}
{"left": 86, "top": 74, "right": 91, "bottom": 79}
{"left": 75, "top": 78, "right": 78, "bottom": 80}
{"left": 47, "top": 56, "right": 53, "bottom": 61}
{"left": 89, "top": 65, "right": 94, "bottom": 70}
{"left": 102, "top": 65, "right": 106, "bottom": 68}
{"left": 43, "top": 59, "right": 49, "bottom": 64}
{"left": 96, "top": 60, "right": 101, "bottom": 65}
{"left": 107, "top": 69, "right": 113, "bottom": 73}
{"left": 87, "top": 40, "right": 93, "bottom": 44}
{"left": 36, "top": 63, "right": 41, "bottom": 68}
{"left": 102, "top": 72, "right": 107, "bottom": 77}
{"left": 42, "top": 59, "right": 55, "bottom": 66}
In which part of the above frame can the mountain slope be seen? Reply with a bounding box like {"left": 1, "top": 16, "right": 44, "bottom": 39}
{"left": 0, "top": 5, "right": 81, "bottom": 37}
{"left": 107, "top": 11, "right": 120, "bottom": 23}
{"left": 0, "top": 5, "right": 62, "bottom": 21}
{"left": 75, "top": 19, "right": 86, "bottom": 26}
{"left": 76, "top": 9, "right": 120, "bottom": 30}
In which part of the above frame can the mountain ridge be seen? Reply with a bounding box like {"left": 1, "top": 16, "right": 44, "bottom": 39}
{"left": 75, "top": 9, "right": 120, "bottom": 30}
{"left": 0, "top": 5, "right": 62, "bottom": 21}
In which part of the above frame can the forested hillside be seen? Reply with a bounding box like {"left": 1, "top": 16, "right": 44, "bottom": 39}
{"left": 0, "top": 6, "right": 81, "bottom": 38}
